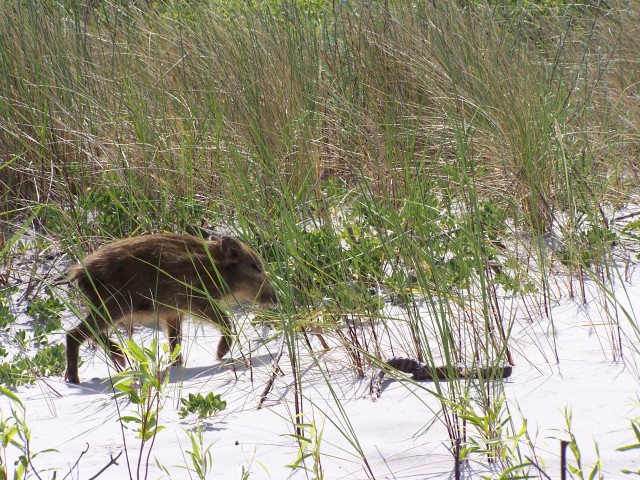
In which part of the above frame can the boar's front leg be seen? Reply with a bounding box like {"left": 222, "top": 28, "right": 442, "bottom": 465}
{"left": 194, "top": 303, "right": 235, "bottom": 359}
{"left": 216, "top": 311, "right": 233, "bottom": 359}
{"left": 162, "top": 311, "right": 184, "bottom": 366}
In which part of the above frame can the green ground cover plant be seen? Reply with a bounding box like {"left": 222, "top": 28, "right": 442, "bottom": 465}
{"left": 0, "top": 386, "right": 55, "bottom": 479}
{"left": 0, "top": 286, "right": 66, "bottom": 388}
{"left": 178, "top": 392, "right": 227, "bottom": 420}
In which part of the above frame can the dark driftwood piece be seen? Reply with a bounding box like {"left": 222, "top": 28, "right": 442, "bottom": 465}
{"left": 370, "top": 357, "right": 513, "bottom": 399}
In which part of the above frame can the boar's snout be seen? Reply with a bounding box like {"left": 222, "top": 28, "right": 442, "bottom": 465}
{"left": 258, "top": 280, "right": 278, "bottom": 306}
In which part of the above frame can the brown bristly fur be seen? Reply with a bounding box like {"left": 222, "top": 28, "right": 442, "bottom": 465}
{"left": 65, "top": 233, "right": 276, "bottom": 384}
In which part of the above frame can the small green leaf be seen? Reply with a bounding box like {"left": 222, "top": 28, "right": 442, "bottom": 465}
{"left": 120, "top": 415, "right": 142, "bottom": 424}
{"left": 0, "top": 385, "right": 24, "bottom": 407}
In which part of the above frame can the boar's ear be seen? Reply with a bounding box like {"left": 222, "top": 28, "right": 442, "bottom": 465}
{"left": 219, "top": 236, "right": 243, "bottom": 262}
{"left": 186, "top": 225, "right": 217, "bottom": 239}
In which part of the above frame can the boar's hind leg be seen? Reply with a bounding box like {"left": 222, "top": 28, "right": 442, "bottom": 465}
{"left": 66, "top": 317, "right": 100, "bottom": 384}
{"left": 65, "top": 316, "right": 125, "bottom": 384}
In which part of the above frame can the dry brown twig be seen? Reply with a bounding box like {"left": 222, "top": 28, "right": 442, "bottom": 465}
{"left": 257, "top": 333, "right": 286, "bottom": 409}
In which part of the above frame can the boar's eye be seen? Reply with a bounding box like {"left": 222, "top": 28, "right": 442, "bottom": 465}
{"left": 251, "top": 262, "right": 262, "bottom": 273}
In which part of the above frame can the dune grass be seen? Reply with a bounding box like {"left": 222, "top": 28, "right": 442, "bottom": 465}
{"left": 1, "top": 0, "right": 639, "bottom": 477}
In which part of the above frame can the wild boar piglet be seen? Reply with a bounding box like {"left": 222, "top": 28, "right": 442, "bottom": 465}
{"left": 64, "top": 233, "right": 276, "bottom": 384}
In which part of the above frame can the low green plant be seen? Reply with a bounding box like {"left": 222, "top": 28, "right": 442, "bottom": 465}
{"left": 455, "top": 394, "right": 529, "bottom": 472}
{"left": 478, "top": 200, "right": 509, "bottom": 243}
{"left": 111, "top": 338, "right": 180, "bottom": 480}
{"left": 0, "top": 286, "right": 66, "bottom": 388}
{"left": 112, "top": 339, "right": 179, "bottom": 441}
{"left": 178, "top": 392, "right": 227, "bottom": 420}
{"left": 0, "top": 343, "right": 66, "bottom": 389}
{"left": 175, "top": 393, "right": 227, "bottom": 478}
{"left": 76, "top": 187, "right": 145, "bottom": 238}
{"left": 552, "top": 407, "right": 603, "bottom": 480}
{"left": 285, "top": 415, "right": 325, "bottom": 480}
{"left": 558, "top": 221, "right": 619, "bottom": 269}
{"left": 0, "top": 286, "right": 18, "bottom": 331}
{"left": 0, "top": 386, "right": 56, "bottom": 479}
{"left": 493, "top": 269, "right": 538, "bottom": 295}
{"left": 622, "top": 220, "right": 640, "bottom": 260}
{"left": 26, "top": 287, "right": 64, "bottom": 344}
{"left": 182, "top": 425, "right": 215, "bottom": 480}
{"left": 30, "top": 344, "right": 66, "bottom": 377}
{"left": 617, "top": 409, "right": 640, "bottom": 475}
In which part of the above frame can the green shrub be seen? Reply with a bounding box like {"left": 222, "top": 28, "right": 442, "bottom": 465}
{"left": 179, "top": 392, "right": 227, "bottom": 420}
